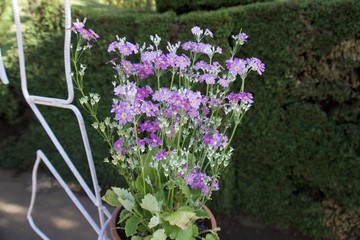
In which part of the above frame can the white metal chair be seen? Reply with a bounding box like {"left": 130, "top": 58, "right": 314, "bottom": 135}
{"left": 1, "top": 0, "right": 113, "bottom": 239}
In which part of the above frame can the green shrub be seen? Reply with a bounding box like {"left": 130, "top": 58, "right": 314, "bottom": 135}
{"left": 155, "top": 0, "right": 273, "bottom": 14}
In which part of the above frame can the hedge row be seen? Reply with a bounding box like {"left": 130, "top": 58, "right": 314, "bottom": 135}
{"left": 1, "top": 0, "right": 360, "bottom": 238}
{"left": 155, "top": 0, "right": 273, "bottom": 14}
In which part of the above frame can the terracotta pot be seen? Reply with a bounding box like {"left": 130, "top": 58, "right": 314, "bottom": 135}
{"left": 109, "top": 205, "right": 217, "bottom": 240}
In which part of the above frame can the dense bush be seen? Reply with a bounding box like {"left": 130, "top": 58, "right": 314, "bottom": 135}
{"left": 1, "top": 0, "right": 360, "bottom": 238}
{"left": 155, "top": 0, "right": 273, "bottom": 14}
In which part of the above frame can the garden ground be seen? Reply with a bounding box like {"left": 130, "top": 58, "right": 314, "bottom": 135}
{"left": 0, "top": 167, "right": 313, "bottom": 240}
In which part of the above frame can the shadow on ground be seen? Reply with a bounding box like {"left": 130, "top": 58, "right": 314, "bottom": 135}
{"left": 0, "top": 168, "right": 313, "bottom": 240}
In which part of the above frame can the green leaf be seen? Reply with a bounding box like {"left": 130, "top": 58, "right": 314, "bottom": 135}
{"left": 112, "top": 187, "right": 135, "bottom": 211}
{"left": 180, "top": 183, "right": 191, "bottom": 199}
{"left": 125, "top": 216, "right": 140, "bottom": 237}
{"left": 195, "top": 208, "right": 209, "bottom": 219}
{"left": 162, "top": 221, "right": 181, "bottom": 239}
{"left": 151, "top": 229, "right": 167, "bottom": 240}
{"left": 131, "top": 236, "right": 143, "bottom": 240}
{"left": 175, "top": 224, "right": 196, "bottom": 240}
{"left": 202, "top": 233, "right": 218, "bottom": 240}
{"left": 119, "top": 209, "right": 132, "bottom": 223}
{"left": 148, "top": 214, "right": 160, "bottom": 229}
{"left": 163, "top": 209, "right": 196, "bottom": 230}
{"left": 140, "top": 194, "right": 161, "bottom": 213}
{"left": 102, "top": 189, "right": 121, "bottom": 206}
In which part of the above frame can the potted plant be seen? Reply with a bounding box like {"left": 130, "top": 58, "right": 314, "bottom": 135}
{"left": 68, "top": 18, "right": 264, "bottom": 240}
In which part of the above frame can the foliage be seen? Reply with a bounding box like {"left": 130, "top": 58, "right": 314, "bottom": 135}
{"left": 155, "top": 0, "right": 273, "bottom": 14}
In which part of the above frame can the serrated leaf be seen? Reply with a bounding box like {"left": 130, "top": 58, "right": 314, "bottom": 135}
{"left": 151, "top": 229, "right": 167, "bottom": 240}
{"left": 102, "top": 189, "right": 121, "bottom": 206}
{"left": 148, "top": 214, "right": 160, "bottom": 229}
{"left": 112, "top": 187, "right": 135, "bottom": 211}
{"left": 121, "top": 199, "right": 135, "bottom": 212}
{"left": 140, "top": 194, "right": 161, "bottom": 213}
{"left": 163, "top": 210, "right": 196, "bottom": 230}
{"left": 125, "top": 216, "right": 140, "bottom": 237}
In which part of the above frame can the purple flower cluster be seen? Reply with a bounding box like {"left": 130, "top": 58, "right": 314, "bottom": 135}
{"left": 202, "top": 131, "right": 228, "bottom": 150}
{"left": 232, "top": 32, "right": 248, "bottom": 45}
{"left": 226, "top": 57, "right": 265, "bottom": 77}
{"left": 68, "top": 18, "right": 99, "bottom": 48}
{"left": 184, "top": 169, "right": 219, "bottom": 196}
{"left": 227, "top": 92, "right": 254, "bottom": 105}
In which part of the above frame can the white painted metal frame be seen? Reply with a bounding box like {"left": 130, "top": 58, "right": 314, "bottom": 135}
{"left": 0, "top": 49, "right": 9, "bottom": 84}
{"left": 8, "top": 0, "right": 112, "bottom": 239}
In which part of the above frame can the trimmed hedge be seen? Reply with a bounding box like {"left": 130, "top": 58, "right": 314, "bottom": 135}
{"left": 1, "top": 0, "right": 360, "bottom": 238}
{"left": 155, "top": 0, "right": 273, "bottom": 14}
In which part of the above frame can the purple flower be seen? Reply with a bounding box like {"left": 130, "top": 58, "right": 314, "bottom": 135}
{"left": 247, "top": 57, "right": 265, "bottom": 75}
{"left": 204, "top": 29, "right": 213, "bottom": 38}
{"left": 119, "top": 43, "right": 132, "bottom": 56}
{"left": 121, "top": 60, "right": 136, "bottom": 75}
{"left": 113, "top": 139, "right": 123, "bottom": 152}
{"left": 166, "top": 52, "right": 178, "bottom": 67}
{"left": 232, "top": 32, "right": 248, "bottom": 45}
{"left": 205, "top": 74, "right": 216, "bottom": 85}
{"left": 198, "top": 73, "right": 215, "bottom": 83}
{"left": 107, "top": 41, "right": 117, "bottom": 53}
{"left": 239, "top": 92, "right": 254, "bottom": 104}
{"left": 136, "top": 138, "right": 147, "bottom": 146}
{"left": 153, "top": 88, "right": 171, "bottom": 102}
{"left": 218, "top": 78, "right": 230, "bottom": 88}
{"left": 202, "top": 131, "right": 228, "bottom": 149}
{"left": 227, "top": 92, "right": 241, "bottom": 103}
{"left": 136, "top": 86, "right": 150, "bottom": 100}
{"left": 72, "top": 18, "right": 85, "bottom": 30}
{"left": 175, "top": 55, "right": 190, "bottom": 70}
{"left": 146, "top": 133, "right": 162, "bottom": 147}
{"left": 191, "top": 26, "right": 203, "bottom": 36}
{"left": 201, "top": 185, "right": 211, "bottom": 196}
{"left": 140, "top": 102, "right": 158, "bottom": 117}
{"left": 212, "top": 179, "right": 220, "bottom": 191}
{"left": 209, "top": 97, "right": 221, "bottom": 107}
{"left": 139, "top": 120, "right": 151, "bottom": 132}
{"left": 155, "top": 149, "right": 168, "bottom": 160}
{"left": 183, "top": 170, "right": 215, "bottom": 197}
{"left": 203, "top": 134, "right": 213, "bottom": 145}
{"left": 154, "top": 54, "right": 170, "bottom": 70}
{"left": 184, "top": 174, "right": 194, "bottom": 185}
{"left": 194, "top": 60, "right": 208, "bottom": 71}
{"left": 137, "top": 61, "right": 154, "bottom": 75}
{"left": 228, "top": 58, "right": 246, "bottom": 76}
{"left": 181, "top": 41, "right": 193, "bottom": 51}
{"left": 115, "top": 107, "right": 133, "bottom": 124}
{"left": 138, "top": 70, "right": 149, "bottom": 79}
{"left": 188, "top": 94, "right": 202, "bottom": 110}
{"left": 142, "top": 50, "right": 160, "bottom": 62}
{"left": 147, "top": 121, "right": 159, "bottom": 133}
{"left": 129, "top": 102, "right": 142, "bottom": 116}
